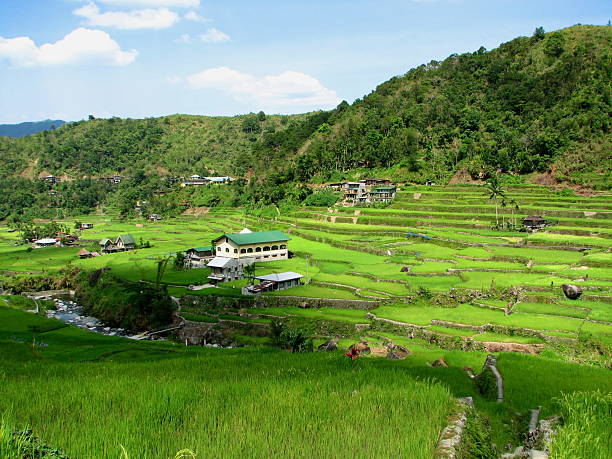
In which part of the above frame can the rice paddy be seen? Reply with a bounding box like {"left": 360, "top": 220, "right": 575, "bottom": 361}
{"left": 0, "top": 183, "right": 610, "bottom": 456}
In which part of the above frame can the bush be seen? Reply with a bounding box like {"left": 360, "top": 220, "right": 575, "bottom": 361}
{"left": 304, "top": 191, "right": 339, "bottom": 207}
{"left": 270, "top": 320, "right": 313, "bottom": 353}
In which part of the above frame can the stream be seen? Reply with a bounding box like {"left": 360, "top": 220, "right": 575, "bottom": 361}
{"left": 45, "top": 298, "right": 131, "bottom": 338}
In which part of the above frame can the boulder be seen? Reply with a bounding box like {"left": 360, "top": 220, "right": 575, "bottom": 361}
{"left": 386, "top": 345, "right": 410, "bottom": 360}
{"left": 317, "top": 339, "right": 338, "bottom": 352}
{"left": 349, "top": 341, "right": 371, "bottom": 355}
{"left": 561, "top": 284, "right": 582, "bottom": 300}
{"left": 431, "top": 357, "right": 448, "bottom": 367}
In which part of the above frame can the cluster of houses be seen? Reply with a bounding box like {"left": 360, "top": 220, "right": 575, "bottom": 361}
{"left": 326, "top": 178, "right": 397, "bottom": 206}
{"left": 181, "top": 175, "right": 233, "bottom": 187}
{"left": 99, "top": 234, "right": 136, "bottom": 253}
{"left": 33, "top": 232, "right": 79, "bottom": 248}
{"left": 182, "top": 228, "right": 302, "bottom": 294}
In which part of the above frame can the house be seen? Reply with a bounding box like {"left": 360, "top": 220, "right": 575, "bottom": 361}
{"left": 99, "top": 238, "right": 116, "bottom": 253}
{"left": 339, "top": 179, "right": 396, "bottom": 206}
{"left": 99, "top": 234, "right": 136, "bottom": 253}
{"left": 41, "top": 175, "right": 59, "bottom": 184}
{"left": 244, "top": 272, "right": 303, "bottom": 294}
{"left": 364, "top": 178, "right": 391, "bottom": 186}
{"left": 523, "top": 216, "right": 547, "bottom": 231}
{"left": 77, "top": 248, "right": 92, "bottom": 259}
{"left": 206, "top": 230, "right": 291, "bottom": 283}
{"left": 33, "top": 238, "right": 57, "bottom": 248}
{"left": 80, "top": 223, "right": 94, "bottom": 230}
{"left": 181, "top": 178, "right": 210, "bottom": 187}
{"left": 149, "top": 214, "right": 162, "bottom": 221}
{"left": 185, "top": 246, "right": 214, "bottom": 267}
{"left": 369, "top": 186, "right": 397, "bottom": 203}
{"left": 205, "top": 176, "right": 232, "bottom": 183}
{"left": 206, "top": 257, "right": 243, "bottom": 283}
{"left": 211, "top": 230, "right": 291, "bottom": 262}
{"left": 116, "top": 234, "right": 136, "bottom": 250}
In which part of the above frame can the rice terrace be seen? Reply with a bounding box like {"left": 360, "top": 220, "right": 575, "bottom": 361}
{"left": 0, "top": 3, "right": 611, "bottom": 459}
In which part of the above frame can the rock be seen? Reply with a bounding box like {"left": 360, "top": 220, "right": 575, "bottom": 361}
{"left": 317, "top": 339, "right": 338, "bottom": 352}
{"left": 431, "top": 357, "right": 448, "bottom": 367}
{"left": 561, "top": 284, "right": 582, "bottom": 300}
{"left": 298, "top": 302, "right": 311, "bottom": 309}
{"left": 386, "top": 345, "right": 410, "bottom": 360}
{"left": 349, "top": 342, "right": 371, "bottom": 355}
{"left": 400, "top": 266, "right": 410, "bottom": 272}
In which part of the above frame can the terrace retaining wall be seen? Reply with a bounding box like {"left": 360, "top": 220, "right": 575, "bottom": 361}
{"left": 179, "top": 294, "right": 379, "bottom": 311}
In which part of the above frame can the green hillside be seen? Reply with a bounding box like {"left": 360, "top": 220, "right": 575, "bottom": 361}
{"left": 258, "top": 25, "right": 611, "bottom": 189}
{"left": 0, "top": 112, "right": 307, "bottom": 179}
{"left": 0, "top": 25, "right": 610, "bottom": 222}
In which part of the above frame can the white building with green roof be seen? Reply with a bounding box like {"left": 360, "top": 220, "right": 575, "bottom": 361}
{"left": 211, "top": 230, "right": 291, "bottom": 263}
{"left": 206, "top": 229, "right": 292, "bottom": 283}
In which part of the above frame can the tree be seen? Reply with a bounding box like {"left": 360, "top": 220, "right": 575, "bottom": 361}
{"left": 173, "top": 251, "right": 186, "bottom": 270}
{"left": 243, "top": 262, "right": 256, "bottom": 285}
{"left": 257, "top": 111, "right": 266, "bottom": 122}
{"left": 483, "top": 174, "right": 506, "bottom": 227}
{"left": 532, "top": 26, "right": 545, "bottom": 41}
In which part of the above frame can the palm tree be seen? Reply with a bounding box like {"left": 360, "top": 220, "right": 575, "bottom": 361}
{"left": 243, "top": 262, "right": 256, "bottom": 285}
{"left": 484, "top": 174, "right": 506, "bottom": 228}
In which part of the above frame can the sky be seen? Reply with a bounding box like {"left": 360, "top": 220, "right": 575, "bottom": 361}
{"left": 0, "top": 0, "right": 609, "bottom": 123}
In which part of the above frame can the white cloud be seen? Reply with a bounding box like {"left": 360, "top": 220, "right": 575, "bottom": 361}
{"left": 184, "top": 10, "right": 208, "bottom": 22}
{"left": 95, "top": 0, "right": 199, "bottom": 7}
{"left": 174, "top": 33, "right": 192, "bottom": 44}
{"left": 74, "top": 3, "right": 179, "bottom": 30}
{"left": 185, "top": 67, "right": 341, "bottom": 108}
{"left": 199, "top": 28, "right": 230, "bottom": 43}
{"left": 0, "top": 28, "right": 137, "bottom": 67}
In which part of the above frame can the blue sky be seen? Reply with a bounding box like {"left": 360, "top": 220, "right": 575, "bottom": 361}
{"left": 0, "top": 0, "right": 609, "bottom": 123}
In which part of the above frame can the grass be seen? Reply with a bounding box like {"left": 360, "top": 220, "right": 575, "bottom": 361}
{"left": 0, "top": 307, "right": 454, "bottom": 458}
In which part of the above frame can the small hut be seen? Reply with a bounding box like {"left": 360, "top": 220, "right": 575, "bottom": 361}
{"left": 77, "top": 248, "right": 92, "bottom": 259}
{"left": 522, "top": 216, "right": 547, "bottom": 231}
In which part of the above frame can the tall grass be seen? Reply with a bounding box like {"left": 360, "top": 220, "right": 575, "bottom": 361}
{"left": 549, "top": 391, "right": 612, "bottom": 459}
{"left": 1, "top": 349, "right": 454, "bottom": 458}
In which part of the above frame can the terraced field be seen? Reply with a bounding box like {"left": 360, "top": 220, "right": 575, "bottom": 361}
{"left": 257, "top": 184, "right": 612, "bottom": 348}
{"left": 0, "top": 184, "right": 610, "bottom": 351}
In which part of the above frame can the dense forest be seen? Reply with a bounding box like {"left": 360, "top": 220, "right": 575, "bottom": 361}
{"left": 0, "top": 25, "right": 610, "bottom": 220}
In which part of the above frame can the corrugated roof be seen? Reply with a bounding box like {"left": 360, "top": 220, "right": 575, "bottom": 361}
{"left": 207, "top": 257, "right": 238, "bottom": 268}
{"left": 35, "top": 238, "right": 57, "bottom": 244}
{"left": 99, "top": 238, "right": 112, "bottom": 245}
{"left": 190, "top": 246, "right": 212, "bottom": 252}
{"left": 216, "top": 230, "right": 291, "bottom": 246}
{"left": 255, "top": 272, "right": 303, "bottom": 282}
{"left": 117, "top": 234, "right": 136, "bottom": 245}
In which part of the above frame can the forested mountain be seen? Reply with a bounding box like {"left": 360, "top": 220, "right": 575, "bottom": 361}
{"left": 251, "top": 25, "right": 610, "bottom": 189}
{"left": 0, "top": 25, "right": 609, "bottom": 221}
{"left": 0, "top": 113, "right": 305, "bottom": 179}
{"left": 0, "top": 119, "right": 65, "bottom": 138}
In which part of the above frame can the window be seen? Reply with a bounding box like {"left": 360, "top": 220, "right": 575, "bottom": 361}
{"left": 225, "top": 248, "right": 229, "bottom": 252}
{"left": 240, "top": 249, "right": 246, "bottom": 254}
{"left": 271, "top": 245, "right": 278, "bottom": 250}
{"left": 272, "top": 254, "right": 277, "bottom": 257}
{"left": 234, "top": 249, "right": 238, "bottom": 253}
{"left": 217, "top": 247, "right": 221, "bottom": 251}
{"left": 263, "top": 246, "right": 270, "bottom": 251}
{"left": 280, "top": 245, "right": 286, "bottom": 249}
{"left": 264, "top": 255, "right": 269, "bottom": 259}
{"left": 255, "top": 247, "right": 261, "bottom": 252}
{"left": 247, "top": 248, "right": 253, "bottom": 253}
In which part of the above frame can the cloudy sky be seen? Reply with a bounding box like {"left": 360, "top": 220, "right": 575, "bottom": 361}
{"left": 0, "top": 0, "right": 609, "bottom": 123}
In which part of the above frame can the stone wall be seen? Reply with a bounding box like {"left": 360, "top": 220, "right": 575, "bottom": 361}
{"left": 179, "top": 294, "right": 378, "bottom": 311}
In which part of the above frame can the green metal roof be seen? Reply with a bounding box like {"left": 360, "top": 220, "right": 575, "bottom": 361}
{"left": 191, "top": 246, "right": 212, "bottom": 252}
{"left": 215, "top": 230, "right": 291, "bottom": 246}
{"left": 117, "top": 234, "right": 136, "bottom": 245}
{"left": 99, "top": 238, "right": 112, "bottom": 245}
